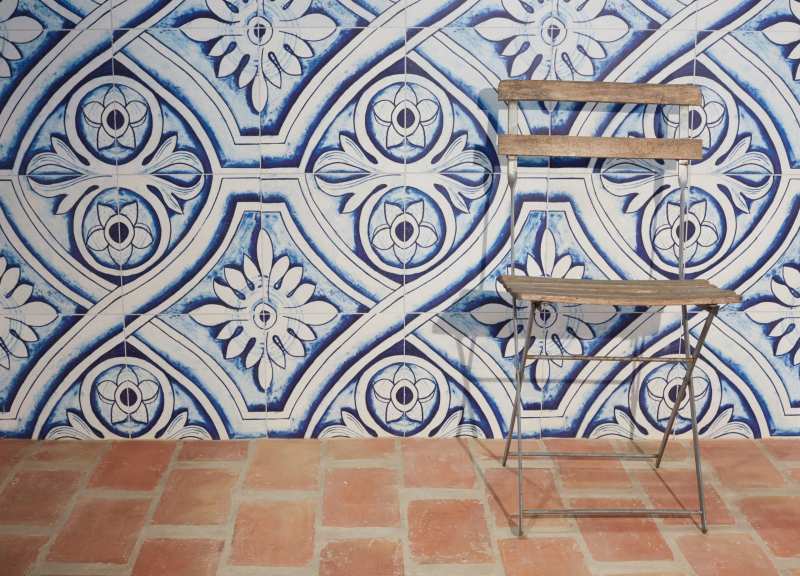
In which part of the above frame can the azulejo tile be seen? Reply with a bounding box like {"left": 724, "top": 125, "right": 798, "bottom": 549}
{"left": 0, "top": 0, "right": 799, "bottom": 440}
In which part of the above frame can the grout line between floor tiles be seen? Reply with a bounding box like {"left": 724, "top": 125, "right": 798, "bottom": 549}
{"left": 216, "top": 438, "right": 256, "bottom": 574}
{"left": 397, "top": 440, "right": 420, "bottom": 576}
{"left": 118, "top": 441, "right": 181, "bottom": 575}
{"left": 306, "top": 437, "right": 325, "bottom": 576}
{"left": 464, "top": 439, "right": 508, "bottom": 576}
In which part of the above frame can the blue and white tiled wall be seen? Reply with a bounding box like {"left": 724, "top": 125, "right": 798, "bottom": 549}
{"left": 1, "top": 0, "right": 799, "bottom": 440}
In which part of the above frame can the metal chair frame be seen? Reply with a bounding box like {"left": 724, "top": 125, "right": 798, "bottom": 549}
{"left": 500, "top": 86, "right": 723, "bottom": 536}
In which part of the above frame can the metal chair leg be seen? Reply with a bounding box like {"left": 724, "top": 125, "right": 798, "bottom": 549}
{"left": 655, "top": 306, "right": 718, "bottom": 532}
{"left": 655, "top": 306, "right": 718, "bottom": 463}
{"left": 516, "top": 304, "right": 536, "bottom": 536}
{"left": 503, "top": 296, "right": 522, "bottom": 467}
{"left": 501, "top": 380, "right": 520, "bottom": 467}
{"left": 686, "top": 367, "right": 708, "bottom": 533}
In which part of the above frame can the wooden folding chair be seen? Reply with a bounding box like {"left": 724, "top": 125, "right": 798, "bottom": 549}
{"left": 498, "top": 80, "right": 741, "bottom": 536}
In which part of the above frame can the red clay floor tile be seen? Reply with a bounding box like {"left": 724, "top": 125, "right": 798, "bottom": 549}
{"left": 635, "top": 468, "right": 734, "bottom": 526}
{"left": 323, "top": 467, "right": 400, "bottom": 527}
{"left": 483, "top": 466, "right": 568, "bottom": 529}
{"left": 408, "top": 499, "right": 492, "bottom": 564}
{"left": 0, "top": 440, "right": 32, "bottom": 481}
{"left": 573, "top": 498, "right": 673, "bottom": 562}
{"left": 611, "top": 438, "right": 691, "bottom": 464}
{"left": 0, "top": 469, "right": 81, "bottom": 525}
{"left": 132, "top": 538, "right": 224, "bottom": 576}
{"left": 325, "top": 438, "right": 396, "bottom": 460}
{"left": 606, "top": 573, "right": 687, "bottom": 576}
{"left": 48, "top": 497, "right": 150, "bottom": 564}
{"left": 244, "top": 439, "right": 320, "bottom": 491}
{"left": 702, "top": 440, "right": 784, "bottom": 489}
{"left": 29, "top": 440, "right": 107, "bottom": 467}
{"left": 153, "top": 468, "right": 237, "bottom": 525}
{"left": 230, "top": 500, "right": 315, "bottom": 567}
{"left": 89, "top": 441, "right": 175, "bottom": 491}
{"left": 678, "top": 533, "right": 779, "bottom": 576}
{"left": 499, "top": 537, "right": 591, "bottom": 576}
{"left": 319, "top": 539, "right": 403, "bottom": 576}
{"left": 544, "top": 438, "right": 632, "bottom": 490}
{"left": 402, "top": 438, "right": 476, "bottom": 489}
{"left": 466, "top": 438, "right": 545, "bottom": 465}
{"left": 762, "top": 438, "right": 800, "bottom": 461}
{"left": 0, "top": 534, "right": 48, "bottom": 576}
{"left": 178, "top": 440, "right": 248, "bottom": 462}
{"left": 740, "top": 496, "right": 800, "bottom": 557}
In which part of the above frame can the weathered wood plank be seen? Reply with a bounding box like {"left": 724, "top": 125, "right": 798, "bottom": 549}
{"left": 501, "top": 291, "right": 739, "bottom": 306}
{"left": 501, "top": 278, "right": 712, "bottom": 287}
{"left": 500, "top": 283, "right": 724, "bottom": 295}
{"left": 498, "top": 80, "right": 702, "bottom": 106}
{"left": 498, "top": 135, "right": 703, "bottom": 160}
{"left": 498, "top": 276, "right": 741, "bottom": 306}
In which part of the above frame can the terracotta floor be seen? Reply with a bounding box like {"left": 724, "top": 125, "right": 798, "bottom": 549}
{"left": 1, "top": 438, "right": 799, "bottom": 576}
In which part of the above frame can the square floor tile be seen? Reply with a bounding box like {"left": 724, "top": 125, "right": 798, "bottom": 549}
{"left": 325, "top": 438, "right": 397, "bottom": 460}
{"left": 48, "top": 497, "right": 150, "bottom": 564}
{"left": 132, "top": 538, "right": 224, "bottom": 576}
{"left": 402, "top": 438, "right": 476, "bottom": 488}
{"left": 323, "top": 468, "right": 400, "bottom": 527}
{"left": 0, "top": 534, "right": 48, "bottom": 576}
{"left": 499, "top": 537, "right": 591, "bottom": 576}
{"left": 408, "top": 499, "right": 492, "bottom": 564}
{"left": 740, "top": 496, "right": 800, "bottom": 557}
{"left": 319, "top": 538, "right": 403, "bottom": 576}
{"left": 230, "top": 500, "right": 315, "bottom": 567}
{"left": 678, "top": 533, "right": 779, "bottom": 576}
{"left": 635, "top": 468, "right": 734, "bottom": 526}
{"left": 702, "top": 440, "right": 784, "bottom": 489}
{"left": 483, "top": 467, "right": 568, "bottom": 529}
{"left": 0, "top": 470, "right": 81, "bottom": 525}
{"left": 178, "top": 440, "right": 249, "bottom": 462}
{"left": 89, "top": 441, "right": 175, "bottom": 491}
{"left": 573, "top": 498, "right": 673, "bottom": 562}
{"left": 153, "top": 468, "right": 237, "bottom": 525}
{"left": 244, "top": 439, "right": 320, "bottom": 491}
{"left": 29, "top": 441, "right": 108, "bottom": 467}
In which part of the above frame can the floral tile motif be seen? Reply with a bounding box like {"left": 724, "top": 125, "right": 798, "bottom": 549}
{"left": 1, "top": 0, "right": 800, "bottom": 439}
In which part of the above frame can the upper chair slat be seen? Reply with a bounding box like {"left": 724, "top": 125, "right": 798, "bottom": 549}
{"left": 498, "top": 135, "right": 703, "bottom": 160}
{"left": 498, "top": 80, "right": 702, "bottom": 106}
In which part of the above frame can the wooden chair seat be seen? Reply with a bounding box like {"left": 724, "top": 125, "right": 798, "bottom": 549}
{"left": 499, "top": 276, "right": 741, "bottom": 306}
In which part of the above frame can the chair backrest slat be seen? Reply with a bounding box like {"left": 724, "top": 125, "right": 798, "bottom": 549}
{"left": 497, "top": 135, "right": 703, "bottom": 160}
{"left": 498, "top": 80, "right": 702, "bottom": 106}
